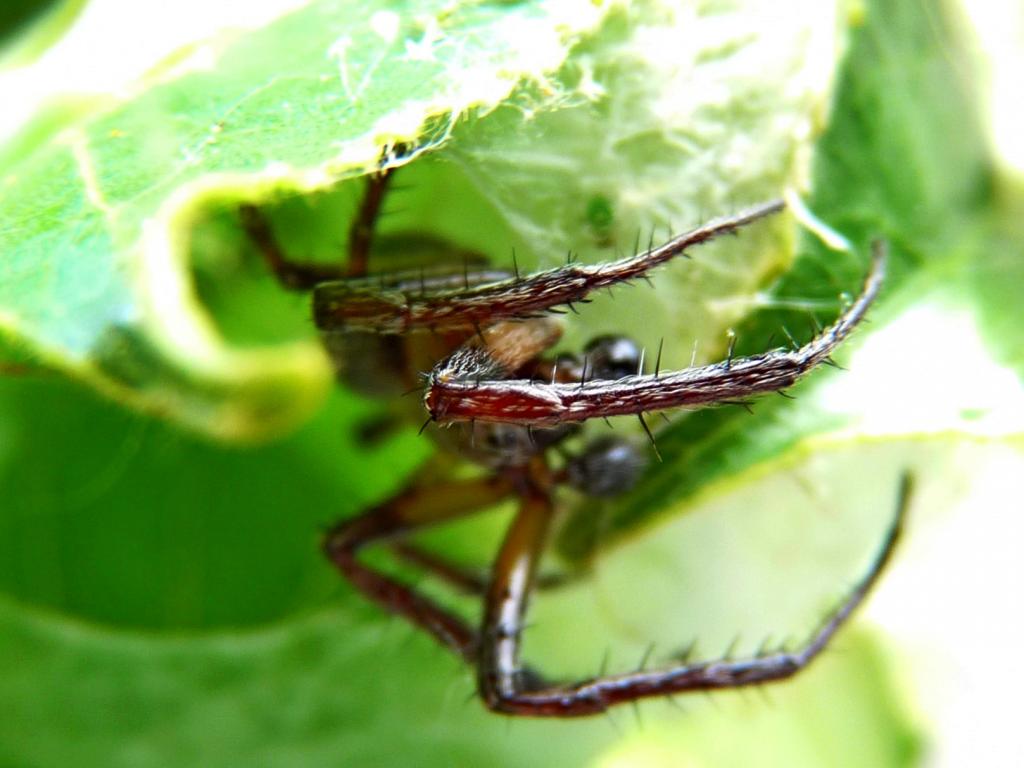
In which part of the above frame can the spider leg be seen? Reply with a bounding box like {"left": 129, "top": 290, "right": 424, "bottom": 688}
{"left": 239, "top": 204, "right": 350, "bottom": 290}
{"left": 238, "top": 167, "right": 395, "bottom": 290}
{"left": 390, "top": 541, "right": 572, "bottom": 595}
{"left": 477, "top": 481, "right": 560, "bottom": 707}
{"left": 391, "top": 434, "right": 647, "bottom": 595}
{"left": 388, "top": 541, "right": 493, "bottom": 594}
{"left": 477, "top": 472, "right": 912, "bottom": 717}
{"left": 346, "top": 167, "right": 395, "bottom": 278}
{"left": 425, "top": 241, "right": 887, "bottom": 427}
{"left": 313, "top": 200, "right": 784, "bottom": 334}
{"left": 323, "top": 474, "right": 516, "bottom": 661}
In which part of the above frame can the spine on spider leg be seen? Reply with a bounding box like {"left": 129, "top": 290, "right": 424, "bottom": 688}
{"left": 313, "top": 201, "right": 785, "bottom": 335}
{"left": 425, "top": 242, "right": 887, "bottom": 427}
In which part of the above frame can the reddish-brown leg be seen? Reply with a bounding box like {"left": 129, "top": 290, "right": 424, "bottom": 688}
{"left": 390, "top": 541, "right": 573, "bottom": 595}
{"left": 239, "top": 168, "right": 395, "bottom": 290}
{"left": 313, "top": 200, "right": 784, "bottom": 334}
{"left": 388, "top": 541, "right": 493, "bottom": 594}
{"left": 323, "top": 474, "right": 516, "bottom": 662}
{"left": 476, "top": 473, "right": 912, "bottom": 716}
{"left": 477, "top": 481, "right": 561, "bottom": 710}
{"left": 426, "top": 242, "right": 887, "bottom": 428}
{"left": 346, "top": 168, "right": 393, "bottom": 278}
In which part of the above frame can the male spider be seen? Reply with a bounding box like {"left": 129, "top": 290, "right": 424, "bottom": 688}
{"left": 240, "top": 158, "right": 908, "bottom": 717}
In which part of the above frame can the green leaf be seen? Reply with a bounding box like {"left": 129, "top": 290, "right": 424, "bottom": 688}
{"left": 0, "top": 0, "right": 85, "bottom": 68}
{"left": 0, "top": 0, "right": 613, "bottom": 439}
{"left": 3, "top": 0, "right": 1007, "bottom": 764}
{"left": 0, "top": 593, "right": 921, "bottom": 766}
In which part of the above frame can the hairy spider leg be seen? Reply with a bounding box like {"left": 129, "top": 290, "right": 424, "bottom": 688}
{"left": 238, "top": 166, "right": 396, "bottom": 290}
{"left": 323, "top": 474, "right": 517, "bottom": 662}
{"left": 385, "top": 435, "right": 645, "bottom": 595}
{"left": 324, "top": 423, "right": 903, "bottom": 717}
{"left": 425, "top": 241, "right": 887, "bottom": 427}
{"left": 476, "top": 473, "right": 913, "bottom": 716}
{"left": 313, "top": 200, "right": 785, "bottom": 334}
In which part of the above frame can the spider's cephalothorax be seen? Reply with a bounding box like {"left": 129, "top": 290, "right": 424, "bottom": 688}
{"left": 240, "top": 161, "right": 908, "bottom": 717}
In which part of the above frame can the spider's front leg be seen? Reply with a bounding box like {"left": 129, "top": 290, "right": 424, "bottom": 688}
{"left": 425, "top": 241, "right": 887, "bottom": 427}
{"left": 477, "top": 473, "right": 913, "bottom": 717}
{"left": 313, "top": 201, "right": 784, "bottom": 335}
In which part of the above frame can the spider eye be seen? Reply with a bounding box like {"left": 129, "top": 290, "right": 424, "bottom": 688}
{"left": 583, "top": 335, "right": 643, "bottom": 380}
{"left": 566, "top": 437, "right": 648, "bottom": 498}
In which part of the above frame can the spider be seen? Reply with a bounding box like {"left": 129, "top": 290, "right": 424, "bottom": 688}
{"left": 239, "top": 156, "right": 909, "bottom": 717}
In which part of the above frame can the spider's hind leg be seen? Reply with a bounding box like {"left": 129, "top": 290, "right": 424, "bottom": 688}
{"left": 476, "top": 472, "right": 912, "bottom": 716}
{"left": 389, "top": 540, "right": 574, "bottom": 595}
{"left": 392, "top": 431, "right": 651, "bottom": 599}
{"left": 323, "top": 473, "right": 517, "bottom": 661}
